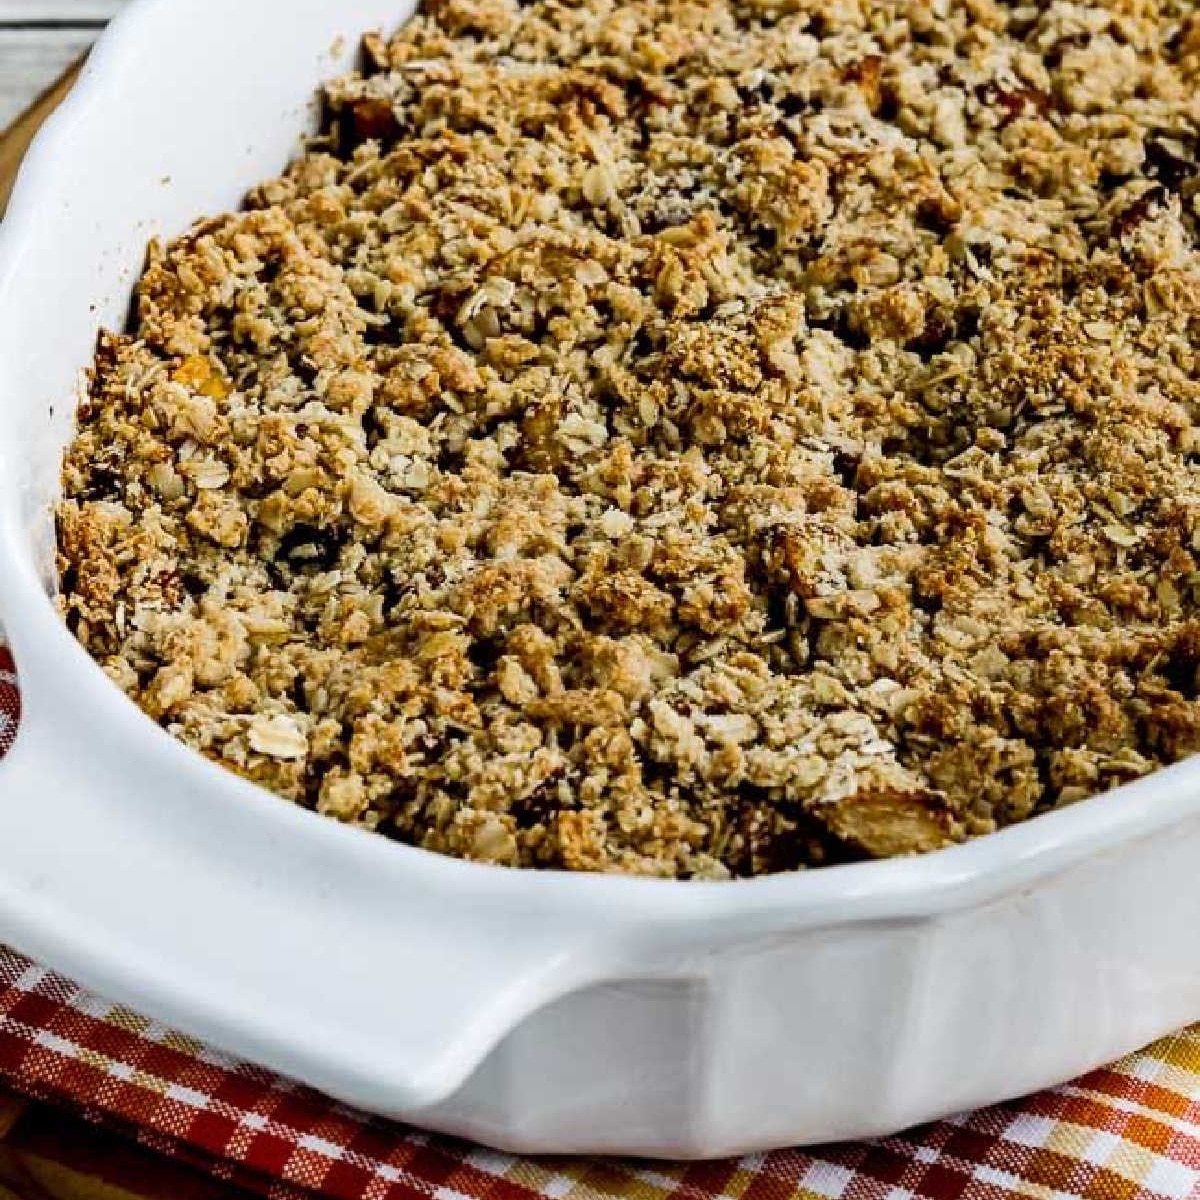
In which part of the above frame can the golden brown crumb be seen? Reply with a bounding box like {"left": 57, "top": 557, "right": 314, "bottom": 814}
{"left": 58, "top": 0, "right": 1200, "bottom": 878}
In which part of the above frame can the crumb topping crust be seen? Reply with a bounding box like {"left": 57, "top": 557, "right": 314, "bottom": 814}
{"left": 58, "top": 0, "right": 1200, "bottom": 877}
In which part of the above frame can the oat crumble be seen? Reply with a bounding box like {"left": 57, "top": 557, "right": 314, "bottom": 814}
{"left": 57, "top": 0, "right": 1200, "bottom": 877}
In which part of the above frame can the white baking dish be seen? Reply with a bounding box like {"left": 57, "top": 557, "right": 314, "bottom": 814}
{"left": 1, "top": 0, "right": 1199, "bottom": 1158}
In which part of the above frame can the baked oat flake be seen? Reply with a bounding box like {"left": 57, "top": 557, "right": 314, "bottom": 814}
{"left": 58, "top": 0, "right": 1200, "bottom": 877}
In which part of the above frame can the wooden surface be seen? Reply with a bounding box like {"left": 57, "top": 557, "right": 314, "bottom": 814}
{"left": 0, "top": 1090, "right": 250, "bottom": 1200}
{"left": 0, "top": 2, "right": 126, "bottom": 130}
{"left": 0, "top": 18, "right": 255, "bottom": 1199}
{"left": 0, "top": 51, "right": 81, "bottom": 211}
{"left": 0, "top": 1, "right": 131, "bottom": 209}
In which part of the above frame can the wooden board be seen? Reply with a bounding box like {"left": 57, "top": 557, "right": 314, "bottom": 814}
{"left": 0, "top": 50, "right": 83, "bottom": 211}
{"left": 0, "top": 1, "right": 126, "bottom": 130}
{"left": 0, "top": 1, "right": 134, "bottom": 203}
{"left": 0, "top": 52, "right": 81, "bottom": 208}
{"left": 0, "top": 1, "right": 123, "bottom": 17}
{"left": 0, "top": 29, "right": 92, "bottom": 129}
{"left": 0, "top": 1089, "right": 249, "bottom": 1199}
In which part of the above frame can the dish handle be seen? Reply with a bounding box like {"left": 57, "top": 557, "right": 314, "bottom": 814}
{"left": 0, "top": 619, "right": 629, "bottom": 1117}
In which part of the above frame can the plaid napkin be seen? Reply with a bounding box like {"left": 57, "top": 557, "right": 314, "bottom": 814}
{"left": 1, "top": 647, "right": 1198, "bottom": 1200}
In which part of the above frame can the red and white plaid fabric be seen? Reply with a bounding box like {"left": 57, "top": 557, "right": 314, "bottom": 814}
{"left": 0, "top": 646, "right": 16, "bottom": 761}
{"left": 2, "top": 644, "right": 1199, "bottom": 1200}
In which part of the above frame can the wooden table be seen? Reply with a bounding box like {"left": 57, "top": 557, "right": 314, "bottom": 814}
{"left": 0, "top": 1093, "right": 252, "bottom": 1199}
{"left": 0, "top": 1, "right": 125, "bottom": 129}
{"left": 0, "top": 7, "right": 253, "bottom": 1196}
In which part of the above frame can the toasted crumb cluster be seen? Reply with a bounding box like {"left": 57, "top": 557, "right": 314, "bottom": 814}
{"left": 58, "top": 0, "right": 1199, "bottom": 877}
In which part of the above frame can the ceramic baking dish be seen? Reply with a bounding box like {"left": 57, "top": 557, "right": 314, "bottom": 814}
{"left": 1, "top": 0, "right": 1199, "bottom": 1159}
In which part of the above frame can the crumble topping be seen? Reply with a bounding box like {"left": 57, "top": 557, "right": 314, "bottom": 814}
{"left": 58, "top": 0, "right": 1199, "bottom": 878}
